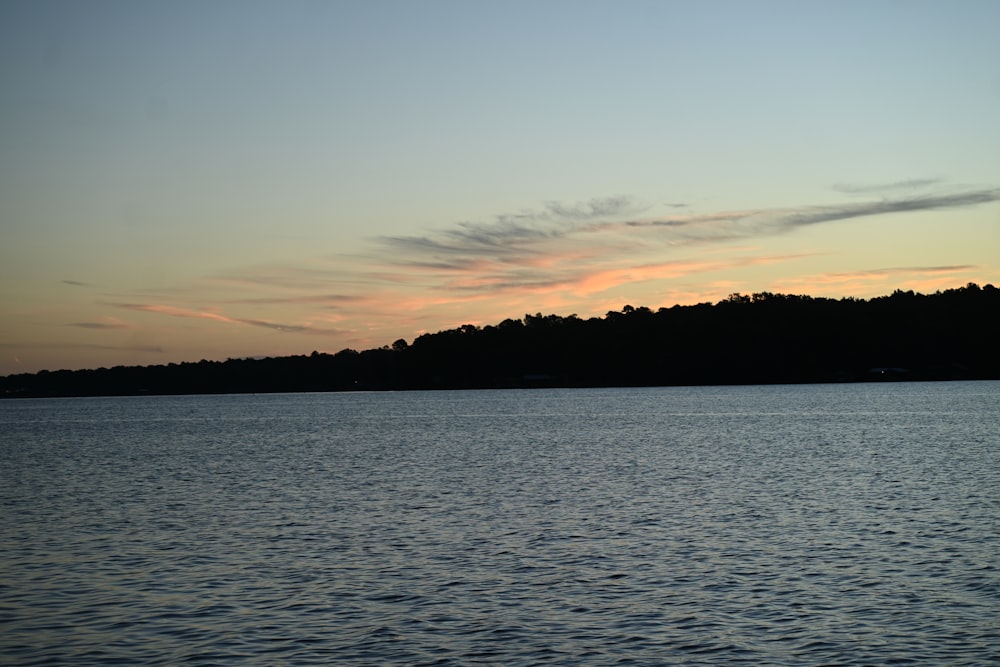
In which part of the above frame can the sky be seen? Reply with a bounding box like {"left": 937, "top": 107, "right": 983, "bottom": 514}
{"left": 2, "top": 0, "right": 999, "bottom": 376}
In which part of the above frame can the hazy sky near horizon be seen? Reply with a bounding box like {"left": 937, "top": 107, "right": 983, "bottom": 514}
{"left": 2, "top": 0, "right": 999, "bottom": 375}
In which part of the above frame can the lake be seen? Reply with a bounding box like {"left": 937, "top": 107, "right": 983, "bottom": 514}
{"left": 2, "top": 382, "right": 998, "bottom": 665}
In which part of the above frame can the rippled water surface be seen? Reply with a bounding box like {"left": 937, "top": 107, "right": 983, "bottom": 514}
{"left": 2, "top": 382, "right": 999, "bottom": 665}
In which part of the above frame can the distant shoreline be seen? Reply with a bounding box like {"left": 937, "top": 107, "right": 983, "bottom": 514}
{"left": 4, "top": 377, "right": 997, "bottom": 402}
{"left": 3, "top": 284, "right": 998, "bottom": 399}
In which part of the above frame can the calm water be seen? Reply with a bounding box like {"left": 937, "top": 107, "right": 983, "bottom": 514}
{"left": 2, "top": 382, "right": 998, "bottom": 665}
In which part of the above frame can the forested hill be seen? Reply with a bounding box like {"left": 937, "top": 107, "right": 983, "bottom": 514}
{"left": 3, "top": 283, "right": 998, "bottom": 398}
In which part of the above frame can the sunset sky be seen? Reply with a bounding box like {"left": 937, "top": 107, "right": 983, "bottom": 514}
{"left": 2, "top": 1, "right": 999, "bottom": 376}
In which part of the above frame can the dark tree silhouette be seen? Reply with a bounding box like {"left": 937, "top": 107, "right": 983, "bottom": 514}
{"left": 2, "top": 284, "right": 997, "bottom": 397}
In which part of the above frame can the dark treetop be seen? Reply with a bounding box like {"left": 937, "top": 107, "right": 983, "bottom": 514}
{"left": 3, "top": 283, "right": 998, "bottom": 398}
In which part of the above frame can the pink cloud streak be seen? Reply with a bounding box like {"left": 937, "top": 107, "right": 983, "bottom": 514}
{"left": 110, "top": 303, "right": 343, "bottom": 335}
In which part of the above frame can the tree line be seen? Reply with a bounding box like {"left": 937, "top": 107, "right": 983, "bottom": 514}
{"left": 2, "top": 283, "right": 998, "bottom": 397}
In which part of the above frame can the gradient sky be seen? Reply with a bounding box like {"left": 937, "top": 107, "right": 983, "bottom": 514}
{"left": 2, "top": 0, "right": 999, "bottom": 375}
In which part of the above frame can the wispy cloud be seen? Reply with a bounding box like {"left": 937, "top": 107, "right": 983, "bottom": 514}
{"left": 541, "top": 196, "right": 638, "bottom": 220}
{"left": 380, "top": 196, "right": 641, "bottom": 257}
{"left": 62, "top": 280, "right": 94, "bottom": 287}
{"left": 377, "top": 188, "right": 999, "bottom": 267}
{"left": 775, "top": 190, "right": 1000, "bottom": 228}
{"left": 833, "top": 178, "right": 944, "bottom": 194}
{"left": 210, "top": 265, "right": 361, "bottom": 291}
{"left": 110, "top": 303, "right": 343, "bottom": 336}
{"left": 364, "top": 188, "right": 998, "bottom": 303}
{"left": 68, "top": 320, "right": 132, "bottom": 330}
{"left": 621, "top": 188, "right": 1000, "bottom": 238}
{"left": 223, "top": 294, "right": 364, "bottom": 306}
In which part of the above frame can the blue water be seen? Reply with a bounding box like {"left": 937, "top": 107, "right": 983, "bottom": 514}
{"left": 2, "top": 382, "right": 999, "bottom": 665}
